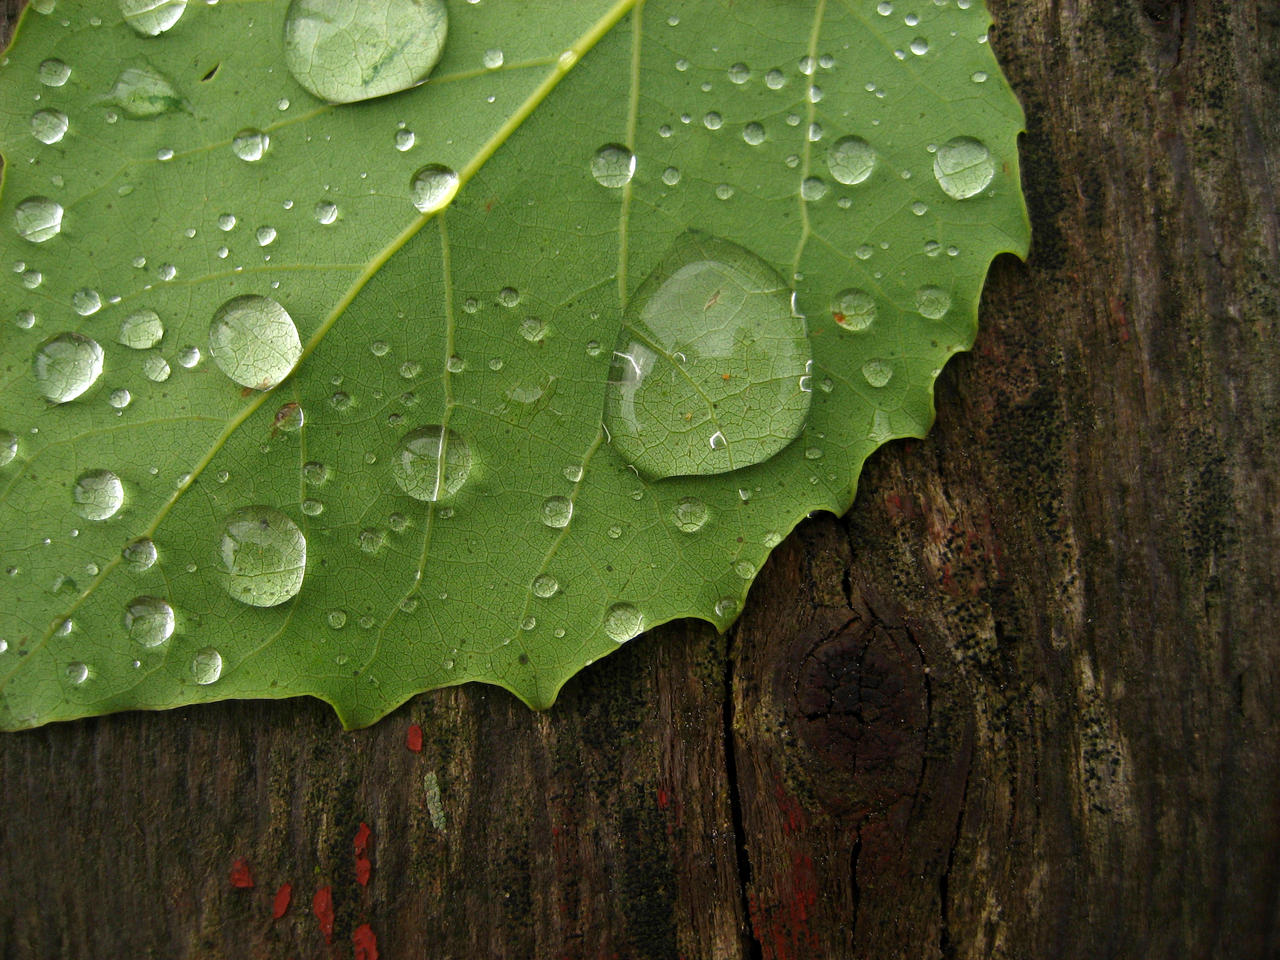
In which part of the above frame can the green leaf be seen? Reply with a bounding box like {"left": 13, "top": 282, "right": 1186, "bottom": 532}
{"left": 0, "top": 0, "right": 1029, "bottom": 729}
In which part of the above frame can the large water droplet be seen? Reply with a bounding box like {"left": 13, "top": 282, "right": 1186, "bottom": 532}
{"left": 603, "top": 603, "right": 643, "bottom": 643}
{"left": 38, "top": 58, "right": 70, "bottom": 87}
{"left": 832, "top": 288, "right": 876, "bottom": 332}
{"left": 231, "top": 128, "right": 269, "bottom": 162}
{"left": 827, "top": 136, "right": 876, "bottom": 185}
{"left": 591, "top": 143, "right": 636, "bottom": 188}
{"left": 933, "top": 137, "right": 994, "bottom": 199}
{"left": 217, "top": 506, "right": 307, "bottom": 607}
{"left": 33, "top": 332, "right": 104, "bottom": 403}
{"left": 106, "top": 66, "right": 184, "bottom": 119}
{"left": 30, "top": 108, "right": 68, "bottom": 144}
{"left": 191, "top": 647, "right": 222, "bottom": 684}
{"left": 125, "top": 595, "right": 174, "bottom": 646}
{"left": 391, "top": 426, "right": 471, "bottom": 501}
{"left": 540, "top": 495, "right": 573, "bottom": 529}
{"left": 532, "top": 573, "right": 559, "bottom": 598}
{"left": 670, "top": 496, "right": 709, "bottom": 533}
{"left": 603, "top": 232, "right": 812, "bottom": 479}
{"left": 14, "top": 196, "right": 63, "bottom": 243}
{"left": 915, "top": 286, "right": 952, "bottom": 319}
{"left": 119, "top": 0, "right": 188, "bottom": 36}
{"left": 118, "top": 308, "right": 164, "bottom": 349}
{"left": 72, "top": 469, "right": 124, "bottom": 521}
{"left": 208, "top": 295, "right": 301, "bottom": 390}
{"left": 122, "top": 536, "right": 158, "bottom": 571}
{"left": 283, "top": 0, "right": 449, "bottom": 104}
{"left": 410, "top": 163, "right": 459, "bottom": 213}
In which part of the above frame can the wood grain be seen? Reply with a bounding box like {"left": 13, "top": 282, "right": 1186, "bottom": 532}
{"left": 2, "top": 0, "right": 1278, "bottom": 957}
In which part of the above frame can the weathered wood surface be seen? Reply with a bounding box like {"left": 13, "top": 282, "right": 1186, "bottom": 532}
{"left": 3, "top": 1, "right": 1279, "bottom": 957}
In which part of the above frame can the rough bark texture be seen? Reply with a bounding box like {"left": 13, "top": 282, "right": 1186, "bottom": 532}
{"left": 3, "top": 1, "right": 1279, "bottom": 958}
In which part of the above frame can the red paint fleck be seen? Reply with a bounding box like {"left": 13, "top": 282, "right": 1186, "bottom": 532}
{"left": 405, "top": 723, "right": 423, "bottom": 753}
{"left": 313, "top": 885, "right": 334, "bottom": 944}
{"left": 229, "top": 858, "right": 254, "bottom": 889}
{"left": 355, "top": 857, "right": 372, "bottom": 887}
{"left": 272, "top": 883, "right": 292, "bottom": 919}
{"left": 352, "top": 923, "right": 379, "bottom": 960}
{"left": 354, "top": 822, "right": 372, "bottom": 856}
{"left": 354, "top": 822, "right": 373, "bottom": 887}
{"left": 657, "top": 787, "right": 669, "bottom": 810}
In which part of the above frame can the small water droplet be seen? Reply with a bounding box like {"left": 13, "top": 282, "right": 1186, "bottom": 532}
{"left": 109, "top": 387, "right": 132, "bottom": 409}
{"left": 117, "top": 309, "right": 164, "bottom": 349}
{"left": 532, "top": 573, "right": 559, "bottom": 598}
{"left": 72, "top": 288, "right": 102, "bottom": 317}
{"left": 123, "top": 537, "right": 158, "bottom": 571}
{"left": 603, "top": 602, "right": 642, "bottom": 642}
{"left": 714, "top": 597, "right": 738, "bottom": 618}
{"left": 191, "top": 647, "right": 222, "bottom": 684}
{"left": 14, "top": 196, "right": 63, "bottom": 243}
{"left": 661, "top": 166, "right": 681, "bottom": 186}
{"left": 142, "top": 353, "right": 171, "bottom": 383}
{"left": 832, "top": 288, "right": 876, "bottom": 331}
{"left": 66, "top": 661, "right": 90, "bottom": 686}
{"left": 0, "top": 431, "right": 17, "bottom": 467}
{"left": 38, "top": 58, "right": 70, "bottom": 87}
{"left": 33, "top": 333, "right": 104, "bottom": 402}
{"left": 106, "top": 65, "right": 184, "bottom": 118}
{"left": 518, "top": 316, "right": 546, "bottom": 342}
{"left": 742, "top": 122, "right": 765, "bottom": 146}
{"left": 483, "top": 47, "right": 504, "bottom": 69}
{"left": 910, "top": 37, "right": 929, "bottom": 55}
{"left": 828, "top": 136, "right": 876, "bottom": 185}
{"left": 410, "top": 163, "right": 460, "bottom": 213}
{"left": 540, "top": 495, "right": 573, "bottom": 529}
{"left": 72, "top": 469, "right": 124, "bottom": 520}
{"left": 715, "top": 183, "right": 734, "bottom": 200}
{"left": 301, "top": 498, "right": 323, "bottom": 516}
{"left": 915, "top": 286, "right": 952, "bottom": 319}
{"left": 801, "top": 176, "right": 827, "bottom": 201}
{"left": 765, "top": 68, "right": 785, "bottom": 89}
{"left": 303, "top": 461, "right": 328, "bottom": 485}
{"left": 217, "top": 506, "right": 306, "bottom": 606}
{"left": 119, "top": 0, "right": 187, "bottom": 35}
{"left": 862, "top": 359, "right": 894, "bottom": 387}
{"left": 327, "top": 609, "right": 347, "bottom": 629}
{"left": 314, "top": 201, "right": 338, "bottom": 225}
{"left": 30, "top": 108, "right": 68, "bottom": 144}
{"left": 231, "top": 128, "right": 269, "bottom": 162}
{"left": 670, "top": 496, "right": 709, "bottom": 533}
{"left": 208, "top": 295, "right": 301, "bottom": 390}
{"left": 358, "top": 527, "right": 387, "bottom": 554}
{"left": 591, "top": 143, "right": 636, "bottom": 188}
{"left": 392, "top": 426, "right": 472, "bottom": 501}
{"left": 125, "top": 595, "right": 174, "bottom": 646}
{"left": 934, "top": 136, "right": 995, "bottom": 199}
{"left": 702, "top": 111, "right": 723, "bottom": 131}
{"left": 728, "top": 62, "right": 750, "bottom": 84}
{"left": 283, "top": 0, "right": 449, "bottom": 104}
{"left": 177, "top": 345, "right": 201, "bottom": 368}
{"left": 255, "top": 225, "right": 277, "bottom": 247}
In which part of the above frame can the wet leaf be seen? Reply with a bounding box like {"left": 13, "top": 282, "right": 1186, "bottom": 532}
{"left": 0, "top": 0, "right": 1028, "bottom": 729}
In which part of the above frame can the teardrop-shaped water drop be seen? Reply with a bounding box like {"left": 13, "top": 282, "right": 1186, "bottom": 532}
{"left": 827, "top": 136, "right": 876, "bottom": 185}
{"left": 119, "top": 0, "right": 187, "bottom": 36}
{"left": 33, "top": 332, "right": 104, "bottom": 403}
{"left": 591, "top": 143, "right": 636, "bottom": 188}
{"left": 125, "top": 595, "right": 174, "bottom": 647}
{"left": 106, "top": 66, "right": 184, "bottom": 119}
{"left": 14, "top": 196, "right": 63, "bottom": 243}
{"left": 391, "top": 426, "right": 471, "bottom": 501}
{"left": 410, "top": 163, "right": 459, "bottom": 213}
{"left": 216, "top": 505, "right": 306, "bottom": 607}
{"left": 603, "top": 603, "right": 643, "bottom": 643}
{"left": 30, "top": 108, "right": 68, "bottom": 144}
{"left": 118, "top": 309, "right": 164, "bottom": 349}
{"left": 72, "top": 469, "right": 124, "bottom": 521}
{"left": 208, "top": 295, "right": 301, "bottom": 390}
{"left": 191, "top": 647, "right": 222, "bottom": 684}
{"left": 283, "top": 0, "right": 449, "bottom": 104}
{"left": 933, "top": 137, "right": 994, "bottom": 199}
{"left": 603, "top": 232, "right": 812, "bottom": 479}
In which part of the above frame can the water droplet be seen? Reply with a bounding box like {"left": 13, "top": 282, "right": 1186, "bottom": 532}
{"left": 607, "top": 524, "right": 623, "bottom": 539}
{"left": 327, "top": 609, "right": 347, "bottom": 628}
{"left": 0, "top": 431, "right": 17, "bottom": 467}
{"left": 714, "top": 597, "right": 738, "bottom": 618}
{"left": 125, "top": 596, "right": 174, "bottom": 646}
{"left": 191, "top": 647, "right": 222, "bottom": 684}
{"left": 66, "top": 661, "right": 90, "bottom": 686}
{"left": 910, "top": 37, "right": 929, "bottom": 55}
{"left": 283, "top": 0, "right": 449, "bottom": 104}
{"left": 728, "top": 62, "right": 750, "bottom": 83}
{"left": 670, "top": 496, "right": 709, "bottom": 533}
{"left": 231, "top": 128, "right": 269, "bottom": 162}
{"left": 661, "top": 166, "right": 681, "bottom": 186}
{"left": 832, "top": 288, "right": 876, "bottom": 331}
{"left": 14, "top": 197, "right": 63, "bottom": 243}
{"left": 702, "top": 111, "right": 723, "bottom": 131}
{"left": 106, "top": 66, "right": 184, "bottom": 119}
{"left": 358, "top": 527, "right": 386, "bottom": 554}
{"left": 410, "top": 163, "right": 459, "bottom": 213}
{"left": 483, "top": 47, "right": 504, "bottom": 68}
{"left": 518, "top": 316, "right": 546, "bottom": 342}
{"left": 301, "top": 498, "right": 323, "bottom": 516}
{"left": 314, "top": 201, "right": 338, "bottom": 224}
{"left": 217, "top": 213, "right": 236, "bottom": 231}
{"left": 255, "top": 225, "right": 277, "bottom": 247}
{"left": 540, "top": 495, "right": 573, "bottom": 529}
{"left": 33, "top": 333, "right": 104, "bottom": 403}
{"left": 208, "top": 295, "right": 301, "bottom": 390}
{"left": 742, "top": 122, "right": 765, "bottom": 146}
{"left": 801, "top": 177, "right": 827, "bottom": 201}
{"left": 765, "top": 68, "right": 785, "bottom": 89}
{"left": 71, "top": 289, "right": 102, "bottom": 317}
{"left": 177, "top": 345, "right": 201, "bottom": 368}
{"left": 217, "top": 505, "right": 307, "bottom": 607}
{"left": 934, "top": 136, "right": 994, "bottom": 199}
{"left": 395, "top": 128, "right": 416, "bottom": 151}
{"left": 38, "top": 58, "right": 70, "bottom": 87}
{"left": 603, "top": 232, "right": 812, "bottom": 479}
{"left": 72, "top": 469, "right": 124, "bottom": 520}
{"left": 119, "top": 0, "right": 187, "bottom": 35}
{"left": 915, "top": 286, "right": 952, "bottom": 319}
{"left": 109, "top": 387, "right": 132, "bottom": 409}
{"left": 392, "top": 425, "right": 471, "bottom": 501}
{"left": 118, "top": 309, "right": 164, "bottom": 349}
{"left": 715, "top": 183, "right": 734, "bottom": 200}
{"left": 142, "top": 353, "right": 171, "bottom": 382}
{"left": 591, "top": 143, "right": 635, "bottom": 188}
{"left": 603, "top": 603, "right": 642, "bottom": 642}
{"left": 123, "top": 536, "right": 157, "bottom": 571}
{"left": 532, "top": 573, "right": 559, "bottom": 598}
{"left": 827, "top": 136, "right": 876, "bottom": 185}
{"left": 862, "top": 359, "right": 894, "bottom": 388}
{"left": 273, "top": 401, "right": 304, "bottom": 433}
{"left": 972, "top": 70, "right": 988, "bottom": 83}
{"left": 30, "top": 108, "right": 68, "bottom": 144}
{"left": 303, "top": 461, "right": 328, "bottom": 485}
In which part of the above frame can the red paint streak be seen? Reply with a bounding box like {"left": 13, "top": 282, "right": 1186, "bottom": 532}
{"left": 657, "top": 787, "right": 669, "bottom": 810}
{"left": 313, "top": 885, "right": 334, "bottom": 944}
{"left": 405, "top": 723, "right": 423, "bottom": 753}
{"left": 229, "top": 858, "right": 254, "bottom": 889}
{"left": 352, "top": 923, "right": 379, "bottom": 960}
{"left": 272, "top": 883, "right": 292, "bottom": 919}
{"left": 355, "top": 857, "right": 372, "bottom": 887}
{"left": 354, "top": 822, "right": 372, "bottom": 856}
{"left": 354, "top": 822, "right": 373, "bottom": 886}
{"left": 1109, "top": 296, "right": 1131, "bottom": 343}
